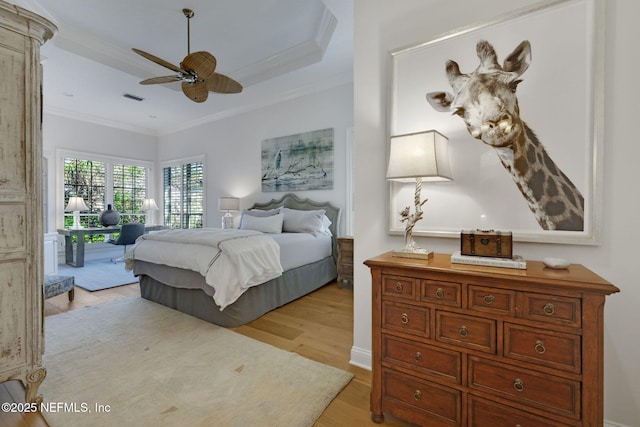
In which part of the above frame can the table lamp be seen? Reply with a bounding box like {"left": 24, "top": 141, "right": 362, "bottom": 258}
{"left": 218, "top": 197, "right": 239, "bottom": 229}
{"left": 386, "top": 130, "right": 452, "bottom": 259}
{"left": 65, "top": 196, "right": 89, "bottom": 229}
{"left": 142, "top": 198, "right": 159, "bottom": 226}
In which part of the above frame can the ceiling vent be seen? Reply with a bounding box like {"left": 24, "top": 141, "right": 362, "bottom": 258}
{"left": 123, "top": 93, "right": 144, "bottom": 102}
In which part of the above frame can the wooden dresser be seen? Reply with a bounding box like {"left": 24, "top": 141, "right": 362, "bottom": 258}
{"left": 337, "top": 237, "right": 354, "bottom": 288}
{"left": 365, "top": 252, "right": 619, "bottom": 426}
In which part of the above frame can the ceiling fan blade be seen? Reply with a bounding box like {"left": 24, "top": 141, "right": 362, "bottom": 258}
{"left": 181, "top": 51, "right": 217, "bottom": 80}
{"left": 207, "top": 73, "right": 243, "bottom": 94}
{"left": 139, "top": 75, "right": 181, "bottom": 85}
{"left": 182, "top": 81, "right": 209, "bottom": 103}
{"left": 132, "top": 48, "right": 184, "bottom": 74}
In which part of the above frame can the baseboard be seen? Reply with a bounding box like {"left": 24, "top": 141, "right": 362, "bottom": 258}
{"left": 605, "top": 420, "right": 631, "bottom": 427}
{"left": 349, "top": 346, "right": 371, "bottom": 370}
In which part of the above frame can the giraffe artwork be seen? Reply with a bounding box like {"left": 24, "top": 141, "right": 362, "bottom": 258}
{"left": 426, "top": 40, "right": 584, "bottom": 231}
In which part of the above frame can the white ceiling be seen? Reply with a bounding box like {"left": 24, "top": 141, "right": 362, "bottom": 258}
{"left": 14, "top": 0, "right": 353, "bottom": 135}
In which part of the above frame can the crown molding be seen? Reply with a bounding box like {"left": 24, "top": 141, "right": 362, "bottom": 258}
{"left": 44, "top": 106, "right": 159, "bottom": 136}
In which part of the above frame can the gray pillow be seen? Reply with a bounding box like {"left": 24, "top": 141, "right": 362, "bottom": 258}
{"left": 282, "top": 208, "right": 326, "bottom": 234}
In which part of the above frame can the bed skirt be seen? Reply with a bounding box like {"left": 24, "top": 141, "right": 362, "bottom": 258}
{"left": 135, "top": 256, "right": 337, "bottom": 327}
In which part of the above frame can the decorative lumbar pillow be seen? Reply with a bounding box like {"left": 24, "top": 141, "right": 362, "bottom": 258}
{"left": 281, "top": 208, "right": 326, "bottom": 234}
{"left": 238, "top": 207, "right": 281, "bottom": 229}
{"left": 239, "top": 212, "right": 283, "bottom": 234}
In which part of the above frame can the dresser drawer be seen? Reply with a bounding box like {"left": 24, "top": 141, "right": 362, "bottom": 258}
{"left": 382, "top": 275, "right": 417, "bottom": 300}
{"left": 421, "top": 279, "right": 461, "bottom": 307}
{"left": 521, "top": 293, "right": 581, "bottom": 327}
{"left": 469, "top": 356, "right": 581, "bottom": 419}
{"left": 504, "top": 323, "right": 581, "bottom": 373}
{"left": 382, "top": 301, "right": 429, "bottom": 338}
{"left": 382, "top": 369, "right": 461, "bottom": 425}
{"left": 382, "top": 335, "right": 461, "bottom": 384}
{"left": 468, "top": 285, "right": 516, "bottom": 316}
{"left": 436, "top": 311, "right": 496, "bottom": 353}
{"left": 468, "top": 396, "right": 572, "bottom": 427}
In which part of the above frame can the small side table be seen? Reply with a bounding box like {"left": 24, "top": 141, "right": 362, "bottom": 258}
{"left": 336, "top": 237, "right": 353, "bottom": 288}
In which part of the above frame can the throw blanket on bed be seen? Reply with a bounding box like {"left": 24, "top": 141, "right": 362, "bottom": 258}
{"left": 124, "top": 228, "right": 283, "bottom": 310}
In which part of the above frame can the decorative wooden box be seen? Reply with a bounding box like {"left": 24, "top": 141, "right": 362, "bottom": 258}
{"left": 461, "top": 229, "right": 513, "bottom": 258}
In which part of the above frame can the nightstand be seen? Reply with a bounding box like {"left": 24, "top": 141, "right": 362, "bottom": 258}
{"left": 337, "top": 237, "right": 353, "bottom": 288}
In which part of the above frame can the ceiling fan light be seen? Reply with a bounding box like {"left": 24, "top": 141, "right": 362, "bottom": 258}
{"left": 132, "top": 9, "right": 242, "bottom": 103}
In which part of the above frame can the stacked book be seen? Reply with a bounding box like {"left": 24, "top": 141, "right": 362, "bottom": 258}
{"left": 451, "top": 251, "right": 527, "bottom": 270}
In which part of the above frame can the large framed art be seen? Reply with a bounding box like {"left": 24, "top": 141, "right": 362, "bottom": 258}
{"left": 388, "top": 0, "right": 604, "bottom": 244}
{"left": 261, "top": 128, "right": 334, "bottom": 192}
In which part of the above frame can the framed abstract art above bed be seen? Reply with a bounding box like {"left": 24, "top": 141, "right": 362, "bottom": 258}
{"left": 125, "top": 193, "right": 341, "bottom": 327}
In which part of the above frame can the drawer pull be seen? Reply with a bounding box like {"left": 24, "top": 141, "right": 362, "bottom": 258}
{"left": 413, "top": 352, "right": 422, "bottom": 363}
{"left": 483, "top": 295, "right": 495, "bottom": 305}
{"left": 543, "top": 303, "right": 555, "bottom": 316}
{"left": 395, "top": 282, "right": 404, "bottom": 293}
{"left": 413, "top": 389, "right": 422, "bottom": 401}
{"left": 458, "top": 326, "right": 469, "bottom": 337}
{"left": 400, "top": 313, "right": 409, "bottom": 324}
{"left": 534, "top": 340, "right": 546, "bottom": 354}
{"left": 513, "top": 378, "right": 525, "bottom": 392}
{"left": 435, "top": 287, "right": 444, "bottom": 299}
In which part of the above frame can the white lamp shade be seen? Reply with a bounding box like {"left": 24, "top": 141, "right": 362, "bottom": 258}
{"left": 65, "top": 196, "right": 89, "bottom": 211}
{"left": 386, "top": 130, "right": 452, "bottom": 182}
{"left": 218, "top": 197, "right": 240, "bottom": 211}
{"left": 142, "top": 198, "right": 159, "bottom": 211}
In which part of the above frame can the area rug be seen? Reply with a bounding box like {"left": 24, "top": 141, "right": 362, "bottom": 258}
{"left": 40, "top": 297, "right": 353, "bottom": 427}
{"left": 57, "top": 259, "right": 137, "bottom": 291}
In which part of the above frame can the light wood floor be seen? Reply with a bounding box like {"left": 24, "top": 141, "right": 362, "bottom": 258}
{"left": 2, "top": 281, "right": 409, "bottom": 426}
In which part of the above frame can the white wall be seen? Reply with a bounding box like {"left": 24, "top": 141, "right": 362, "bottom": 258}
{"left": 157, "top": 82, "right": 354, "bottom": 235}
{"left": 42, "top": 114, "right": 158, "bottom": 232}
{"left": 353, "top": 0, "right": 640, "bottom": 425}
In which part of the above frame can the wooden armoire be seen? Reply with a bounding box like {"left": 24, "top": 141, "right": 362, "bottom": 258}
{"left": 0, "top": 1, "right": 56, "bottom": 403}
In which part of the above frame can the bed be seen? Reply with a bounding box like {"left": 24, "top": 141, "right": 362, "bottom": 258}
{"left": 126, "top": 193, "right": 341, "bottom": 327}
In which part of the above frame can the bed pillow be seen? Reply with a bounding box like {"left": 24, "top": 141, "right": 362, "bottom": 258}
{"left": 281, "top": 208, "right": 326, "bottom": 234}
{"left": 238, "top": 207, "right": 281, "bottom": 229}
{"left": 318, "top": 214, "right": 333, "bottom": 236}
{"left": 239, "top": 212, "right": 283, "bottom": 233}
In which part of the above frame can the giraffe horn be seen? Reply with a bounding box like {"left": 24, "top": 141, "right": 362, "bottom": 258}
{"left": 476, "top": 40, "right": 501, "bottom": 72}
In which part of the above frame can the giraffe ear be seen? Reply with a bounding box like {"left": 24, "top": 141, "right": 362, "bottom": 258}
{"left": 508, "top": 79, "right": 523, "bottom": 93}
{"left": 426, "top": 91, "right": 454, "bottom": 112}
{"left": 503, "top": 40, "right": 532, "bottom": 77}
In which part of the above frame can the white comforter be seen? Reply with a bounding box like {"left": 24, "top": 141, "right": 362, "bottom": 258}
{"left": 124, "top": 228, "right": 283, "bottom": 310}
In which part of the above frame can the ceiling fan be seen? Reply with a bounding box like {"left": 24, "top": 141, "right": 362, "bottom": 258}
{"left": 132, "top": 8, "right": 242, "bottom": 103}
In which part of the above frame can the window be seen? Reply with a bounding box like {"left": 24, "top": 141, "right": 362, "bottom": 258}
{"left": 64, "top": 158, "right": 106, "bottom": 229}
{"left": 113, "top": 163, "right": 147, "bottom": 223}
{"left": 62, "top": 152, "right": 153, "bottom": 233}
{"left": 163, "top": 159, "right": 204, "bottom": 229}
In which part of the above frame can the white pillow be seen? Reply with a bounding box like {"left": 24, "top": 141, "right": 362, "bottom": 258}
{"left": 239, "top": 212, "right": 283, "bottom": 233}
{"left": 282, "top": 208, "right": 326, "bottom": 234}
{"left": 238, "top": 207, "right": 281, "bottom": 229}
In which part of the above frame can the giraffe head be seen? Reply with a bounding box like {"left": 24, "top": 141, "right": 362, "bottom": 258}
{"left": 426, "top": 40, "right": 532, "bottom": 148}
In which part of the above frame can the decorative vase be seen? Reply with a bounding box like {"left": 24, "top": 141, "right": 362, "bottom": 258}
{"left": 99, "top": 204, "right": 120, "bottom": 227}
